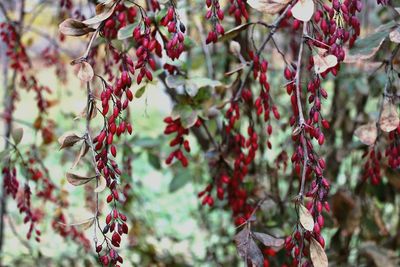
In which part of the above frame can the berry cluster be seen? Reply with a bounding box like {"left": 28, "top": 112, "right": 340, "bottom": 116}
{"left": 228, "top": 0, "right": 249, "bottom": 24}
{"left": 164, "top": 117, "right": 201, "bottom": 167}
{"left": 160, "top": 6, "right": 186, "bottom": 60}
{"left": 205, "top": 0, "right": 224, "bottom": 43}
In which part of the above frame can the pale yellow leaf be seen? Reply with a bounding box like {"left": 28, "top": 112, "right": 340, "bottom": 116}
{"left": 11, "top": 127, "right": 23, "bottom": 145}
{"left": 310, "top": 237, "right": 328, "bottom": 267}
{"left": 83, "top": 1, "right": 117, "bottom": 28}
{"left": 354, "top": 122, "right": 377, "bottom": 146}
{"left": 292, "top": 0, "right": 314, "bottom": 22}
{"left": 94, "top": 175, "right": 107, "bottom": 193}
{"left": 299, "top": 204, "right": 314, "bottom": 231}
{"left": 58, "top": 217, "right": 95, "bottom": 231}
{"left": 389, "top": 27, "right": 400, "bottom": 43}
{"left": 313, "top": 54, "right": 338, "bottom": 74}
{"left": 78, "top": 62, "right": 94, "bottom": 82}
{"left": 379, "top": 102, "right": 399, "bottom": 132}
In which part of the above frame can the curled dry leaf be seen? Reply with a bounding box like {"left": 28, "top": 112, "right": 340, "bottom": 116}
{"left": 252, "top": 232, "right": 285, "bottom": 248}
{"left": 58, "top": 132, "right": 82, "bottom": 149}
{"left": 71, "top": 141, "right": 89, "bottom": 169}
{"left": 229, "top": 41, "right": 242, "bottom": 58}
{"left": 83, "top": 1, "right": 117, "bottom": 28}
{"left": 379, "top": 102, "right": 399, "bottom": 132}
{"left": 299, "top": 204, "right": 314, "bottom": 231}
{"left": 313, "top": 54, "right": 338, "bottom": 74}
{"left": 59, "top": 18, "right": 95, "bottom": 36}
{"left": 389, "top": 27, "right": 400, "bottom": 43}
{"left": 219, "top": 23, "right": 253, "bottom": 42}
{"left": 354, "top": 122, "right": 378, "bottom": 146}
{"left": 11, "top": 127, "right": 24, "bottom": 145}
{"left": 292, "top": 0, "right": 314, "bottom": 22}
{"left": 66, "top": 172, "right": 94, "bottom": 186}
{"left": 58, "top": 217, "right": 95, "bottom": 231}
{"left": 78, "top": 62, "right": 94, "bottom": 82}
{"left": 310, "top": 237, "right": 328, "bottom": 267}
{"left": 74, "top": 102, "right": 98, "bottom": 121}
{"left": 247, "top": 0, "right": 291, "bottom": 14}
{"left": 234, "top": 227, "right": 264, "bottom": 267}
{"left": 94, "top": 175, "right": 107, "bottom": 193}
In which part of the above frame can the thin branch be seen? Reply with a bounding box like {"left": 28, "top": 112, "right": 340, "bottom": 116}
{"left": 232, "top": 2, "right": 293, "bottom": 101}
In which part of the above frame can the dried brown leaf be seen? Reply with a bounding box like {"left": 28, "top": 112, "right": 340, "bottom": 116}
{"left": 59, "top": 19, "right": 95, "bottom": 36}
{"left": 252, "top": 232, "right": 285, "bottom": 248}
{"left": 78, "top": 62, "right": 94, "bottom": 82}
{"left": 379, "top": 102, "right": 399, "bottom": 132}
{"left": 247, "top": 0, "right": 291, "bottom": 14}
{"left": 66, "top": 172, "right": 94, "bottom": 186}
{"left": 58, "top": 132, "right": 82, "bottom": 149}
{"left": 299, "top": 204, "right": 314, "bottom": 231}
{"left": 83, "top": 1, "right": 117, "bottom": 28}
{"left": 58, "top": 217, "right": 95, "bottom": 231}
{"left": 234, "top": 227, "right": 265, "bottom": 266}
{"left": 71, "top": 141, "right": 89, "bottom": 169}
{"left": 94, "top": 175, "right": 107, "bottom": 193}
{"left": 310, "top": 237, "right": 328, "bottom": 267}
{"left": 354, "top": 122, "right": 378, "bottom": 146}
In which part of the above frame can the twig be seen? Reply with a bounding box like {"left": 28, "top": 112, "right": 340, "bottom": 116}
{"left": 232, "top": 3, "right": 293, "bottom": 102}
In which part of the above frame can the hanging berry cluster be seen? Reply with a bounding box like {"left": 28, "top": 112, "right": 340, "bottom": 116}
{"left": 204, "top": 0, "right": 224, "bottom": 43}
{"left": 160, "top": 4, "right": 186, "bottom": 60}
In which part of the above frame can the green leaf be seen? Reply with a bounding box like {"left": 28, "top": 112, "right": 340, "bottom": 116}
{"left": 166, "top": 75, "right": 186, "bottom": 88}
{"left": 135, "top": 85, "right": 146, "bottom": 98}
{"left": 347, "top": 21, "right": 398, "bottom": 61}
{"left": 12, "top": 127, "right": 23, "bottom": 145}
{"left": 169, "top": 170, "right": 190, "bottom": 192}
{"left": 135, "top": 137, "right": 161, "bottom": 148}
{"left": 117, "top": 23, "right": 138, "bottom": 40}
{"left": 148, "top": 152, "right": 161, "bottom": 170}
{"left": 171, "top": 105, "right": 199, "bottom": 128}
{"left": 185, "top": 77, "right": 221, "bottom": 97}
{"left": 0, "top": 148, "right": 12, "bottom": 162}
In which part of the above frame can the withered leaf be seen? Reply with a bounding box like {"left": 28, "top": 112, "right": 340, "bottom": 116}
{"left": 78, "top": 62, "right": 94, "bottom": 82}
{"left": 354, "top": 122, "right": 378, "bottom": 146}
{"left": 299, "top": 204, "right": 314, "bottom": 231}
{"left": 234, "top": 227, "right": 264, "bottom": 267}
{"left": 66, "top": 172, "right": 94, "bottom": 186}
{"left": 58, "top": 132, "right": 82, "bottom": 149}
{"left": 59, "top": 19, "right": 95, "bottom": 36}
{"left": 379, "top": 102, "right": 399, "bottom": 132}
{"left": 389, "top": 27, "right": 400, "bottom": 43}
{"left": 58, "top": 217, "right": 95, "bottom": 231}
{"left": 247, "top": 0, "right": 291, "bottom": 14}
{"left": 292, "top": 0, "right": 314, "bottom": 22}
{"left": 313, "top": 54, "right": 338, "bottom": 74}
{"left": 94, "top": 175, "right": 107, "bottom": 193}
{"left": 71, "top": 141, "right": 89, "bottom": 169}
{"left": 83, "top": 1, "right": 117, "bottom": 28}
{"left": 252, "top": 232, "right": 285, "bottom": 248}
{"left": 12, "top": 127, "right": 23, "bottom": 145}
{"left": 310, "top": 237, "right": 328, "bottom": 267}
{"left": 219, "top": 23, "right": 253, "bottom": 42}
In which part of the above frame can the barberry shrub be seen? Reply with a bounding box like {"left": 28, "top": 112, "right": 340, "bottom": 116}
{"left": 0, "top": 0, "right": 399, "bottom": 266}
